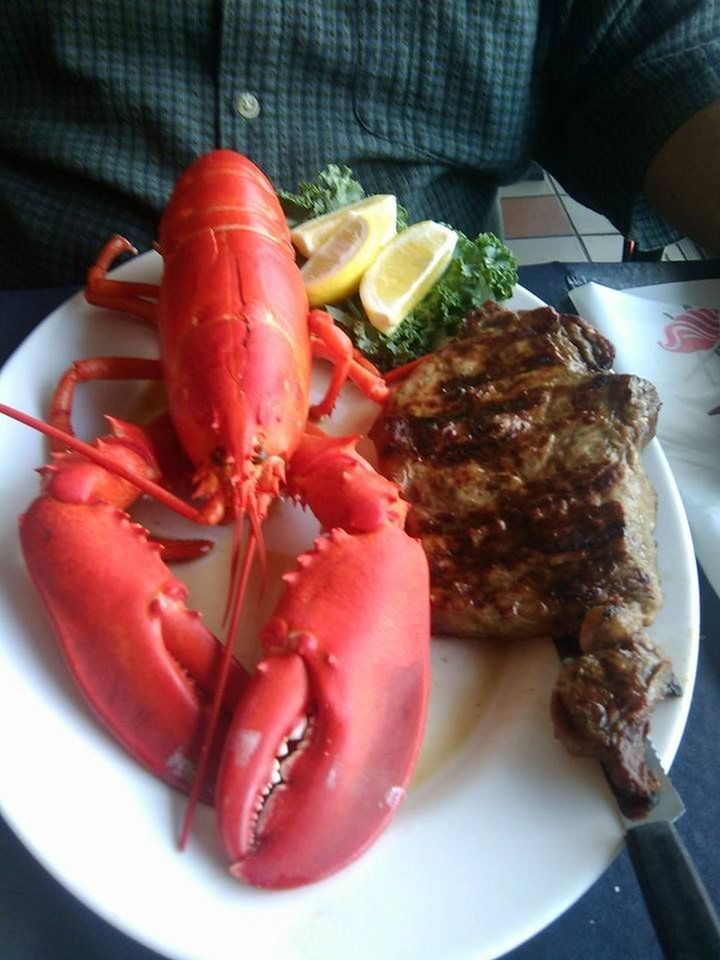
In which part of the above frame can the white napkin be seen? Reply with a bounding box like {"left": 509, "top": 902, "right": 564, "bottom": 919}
{"left": 569, "top": 281, "right": 720, "bottom": 598}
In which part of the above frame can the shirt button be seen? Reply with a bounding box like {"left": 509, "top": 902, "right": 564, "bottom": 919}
{"left": 234, "top": 92, "right": 260, "bottom": 119}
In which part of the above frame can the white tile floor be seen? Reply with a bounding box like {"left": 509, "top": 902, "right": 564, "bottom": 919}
{"left": 503, "top": 236, "right": 587, "bottom": 264}
{"left": 499, "top": 171, "right": 707, "bottom": 266}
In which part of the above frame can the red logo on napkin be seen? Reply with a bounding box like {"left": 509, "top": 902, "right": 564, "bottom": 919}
{"left": 659, "top": 307, "right": 720, "bottom": 352}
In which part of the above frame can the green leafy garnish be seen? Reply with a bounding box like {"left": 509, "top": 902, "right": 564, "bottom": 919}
{"left": 280, "top": 166, "right": 517, "bottom": 370}
{"left": 330, "top": 232, "right": 518, "bottom": 370}
{"left": 278, "top": 165, "right": 367, "bottom": 226}
{"left": 279, "top": 164, "right": 409, "bottom": 231}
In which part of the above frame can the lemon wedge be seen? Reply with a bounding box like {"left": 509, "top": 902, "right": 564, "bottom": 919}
{"left": 301, "top": 212, "right": 395, "bottom": 307}
{"left": 291, "top": 194, "right": 397, "bottom": 258}
{"left": 359, "top": 220, "right": 458, "bottom": 334}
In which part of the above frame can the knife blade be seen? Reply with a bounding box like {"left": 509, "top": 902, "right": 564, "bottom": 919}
{"left": 606, "top": 739, "right": 720, "bottom": 959}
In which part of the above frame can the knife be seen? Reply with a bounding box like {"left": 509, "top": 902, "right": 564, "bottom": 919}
{"left": 608, "top": 740, "right": 720, "bottom": 959}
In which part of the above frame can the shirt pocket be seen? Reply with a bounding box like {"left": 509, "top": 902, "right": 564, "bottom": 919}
{"left": 351, "top": 1, "right": 506, "bottom": 168}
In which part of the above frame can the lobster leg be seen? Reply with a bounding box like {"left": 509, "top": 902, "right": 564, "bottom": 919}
{"left": 84, "top": 234, "right": 159, "bottom": 324}
{"left": 216, "top": 429, "right": 430, "bottom": 888}
{"left": 49, "top": 356, "right": 164, "bottom": 445}
{"left": 47, "top": 358, "right": 213, "bottom": 560}
{"left": 307, "top": 309, "right": 388, "bottom": 418}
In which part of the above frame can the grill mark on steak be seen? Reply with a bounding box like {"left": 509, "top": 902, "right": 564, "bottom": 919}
{"left": 376, "top": 374, "right": 660, "bottom": 467}
{"left": 372, "top": 303, "right": 662, "bottom": 642}
{"left": 371, "top": 301, "right": 675, "bottom": 802}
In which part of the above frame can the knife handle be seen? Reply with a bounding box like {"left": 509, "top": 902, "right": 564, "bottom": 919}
{"left": 626, "top": 820, "right": 720, "bottom": 959}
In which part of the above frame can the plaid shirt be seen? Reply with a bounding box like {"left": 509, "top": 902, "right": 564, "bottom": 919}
{"left": 0, "top": 0, "right": 718, "bottom": 286}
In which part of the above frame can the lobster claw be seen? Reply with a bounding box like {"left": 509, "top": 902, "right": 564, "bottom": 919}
{"left": 16, "top": 414, "right": 249, "bottom": 802}
{"left": 217, "top": 519, "right": 430, "bottom": 888}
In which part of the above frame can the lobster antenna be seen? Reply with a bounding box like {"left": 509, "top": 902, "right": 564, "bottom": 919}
{"left": 179, "top": 506, "right": 258, "bottom": 850}
{"left": 0, "top": 403, "right": 208, "bottom": 524}
{"left": 220, "top": 486, "right": 269, "bottom": 626}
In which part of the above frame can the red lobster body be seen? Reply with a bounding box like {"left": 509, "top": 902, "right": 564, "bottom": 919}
{"left": 156, "top": 153, "right": 312, "bottom": 523}
{"left": 1, "top": 150, "right": 431, "bottom": 889}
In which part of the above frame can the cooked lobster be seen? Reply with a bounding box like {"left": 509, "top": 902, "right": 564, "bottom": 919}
{"left": 0, "top": 150, "right": 430, "bottom": 889}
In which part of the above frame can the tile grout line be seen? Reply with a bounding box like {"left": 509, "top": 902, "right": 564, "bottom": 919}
{"left": 548, "top": 175, "right": 592, "bottom": 261}
{"left": 547, "top": 170, "right": 701, "bottom": 263}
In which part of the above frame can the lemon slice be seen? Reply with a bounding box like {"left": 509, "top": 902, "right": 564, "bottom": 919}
{"left": 359, "top": 220, "right": 458, "bottom": 334}
{"left": 301, "top": 212, "right": 395, "bottom": 307}
{"left": 291, "top": 194, "right": 397, "bottom": 258}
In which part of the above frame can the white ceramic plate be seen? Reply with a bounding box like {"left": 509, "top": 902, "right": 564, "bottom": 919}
{"left": 0, "top": 254, "right": 700, "bottom": 960}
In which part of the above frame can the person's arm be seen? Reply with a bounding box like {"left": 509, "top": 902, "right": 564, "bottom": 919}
{"left": 644, "top": 98, "right": 720, "bottom": 255}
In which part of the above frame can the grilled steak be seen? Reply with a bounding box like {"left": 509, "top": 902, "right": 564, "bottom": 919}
{"left": 371, "top": 301, "right": 678, "bottom": 800}
{"left": 371, "top": 301, "right": 662, "bottom": 641}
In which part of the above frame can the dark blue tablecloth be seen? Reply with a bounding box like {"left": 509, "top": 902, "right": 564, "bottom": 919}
{"left": 2, "top": 261, "right": 719, "bottom": 960}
